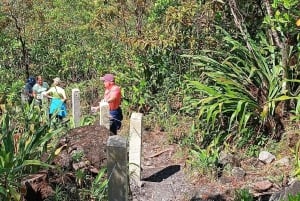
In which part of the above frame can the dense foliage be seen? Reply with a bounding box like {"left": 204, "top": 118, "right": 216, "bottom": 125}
{"left": 0, "top": 0, "right": 300, "bottom": 200}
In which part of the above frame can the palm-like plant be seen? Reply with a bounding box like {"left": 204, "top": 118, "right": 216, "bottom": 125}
{"left": 184, "top": 31, "right": 289, "bottom": 145}
{"left": 0, "top": 105, "right": 60, "bottom": 200}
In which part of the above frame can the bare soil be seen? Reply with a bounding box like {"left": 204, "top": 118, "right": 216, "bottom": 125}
{"left": 22, "top": 123, "right": 298, "bottom": 201}
{"left": 23, "top": 125, "right": 110, "bottom": 201}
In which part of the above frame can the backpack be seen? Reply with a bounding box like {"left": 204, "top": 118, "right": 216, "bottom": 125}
{"left": 21, "top": 77, "right": 35, "bottom": 104}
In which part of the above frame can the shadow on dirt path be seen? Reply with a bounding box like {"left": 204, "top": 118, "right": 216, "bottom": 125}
{"left": 143, "top": 165, "right": 181, "bottom": 182}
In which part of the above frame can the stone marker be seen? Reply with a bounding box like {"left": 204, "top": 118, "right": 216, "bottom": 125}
{"left": 100, "top": 101, "right": 110, "bottom": 129}
{"left": 41, "top": 91, "right": 49, "bottom": 119}
{"left": 107, "top": 135, "right": 128, "bottom": 201}
{"left": 72, "top": 88, "right": 81, "bottom": 127}
{"left": 129, "top": 112, "right": 143, "bottom": 186}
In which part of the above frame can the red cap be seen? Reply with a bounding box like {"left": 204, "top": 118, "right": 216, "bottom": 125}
{"left": 100, "top": 74, "right": 114, "bottom": 82}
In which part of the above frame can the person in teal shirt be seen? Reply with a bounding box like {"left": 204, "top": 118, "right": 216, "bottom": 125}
{"left": 32, "top": 75, "right": 49, "bottom": 106}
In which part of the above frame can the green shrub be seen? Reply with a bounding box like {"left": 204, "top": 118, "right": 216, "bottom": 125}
{"left": 234, "top": 189, "right": 253, "bottom": 201}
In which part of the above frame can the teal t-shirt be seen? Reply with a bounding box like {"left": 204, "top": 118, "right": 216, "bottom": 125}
{"left": 32, "top": 82, "right": 49, "bottom": 100}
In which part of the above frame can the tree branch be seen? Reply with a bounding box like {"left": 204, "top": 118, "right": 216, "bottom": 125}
{"left": 263, "top": 0, "right": 283, "bottom": 49}
{"left": 228, "top": 0, "right": 253, "bottom": 52}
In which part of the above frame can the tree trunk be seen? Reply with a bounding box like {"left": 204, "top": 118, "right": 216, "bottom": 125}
{"left": 11, "top": 12, "right": 30, "bottom": 78}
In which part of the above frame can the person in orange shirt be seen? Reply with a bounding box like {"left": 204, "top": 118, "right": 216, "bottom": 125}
{"left": 91, "top": 73, "right": 123, "bottom": 135}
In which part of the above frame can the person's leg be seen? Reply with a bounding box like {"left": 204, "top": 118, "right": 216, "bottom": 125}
{"left": 116, "top": 108, "right": 123, "bottom": 130}
{"left": 109, "top": 108, "right": 123, "bottom": 135}
{"left": 109, "top": 119, "right": 117, "bottom": 135}
{"left": 28, "top": 98, "right": 33, "bottom": 105}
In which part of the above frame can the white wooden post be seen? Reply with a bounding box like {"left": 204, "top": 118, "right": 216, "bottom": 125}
{"left": 129, "top": 112, "right": 143, "bottom": 186}
{"left": 72, "top": 88, "right": 81, "bottom": 127}
{"left": 99, "top": 101, "right": 110, "bottom": 129}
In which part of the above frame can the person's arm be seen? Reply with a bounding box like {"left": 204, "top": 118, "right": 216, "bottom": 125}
{"left": 91, "top": 105, "right": 100, "bottom": 112}
{"left": 106, "top": 96, "right": 116, "bottom": 103}
{"left": 44, "top": 88, "right": 53, "bottom": 98}
{"left": 91, "top": 99, "right": 108, "bottom": 112}
{"left": 61, "top": 89, "right": 67, "bottom": 102}
{"left": 105, "top": 87, "right": 120, "bottom": 103}
{"left": 32, "top": 85, "right": 38, "bottom": 98}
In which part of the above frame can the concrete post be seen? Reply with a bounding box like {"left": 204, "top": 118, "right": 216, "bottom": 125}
{"left": 99, "top": 101, "right": 110, "bottom": 129}
{"left": 107, "top": 135, "right": 128, "bottom": 201}
{"left": 41, "top": 91, "right": 49, "bottom": 119}
{"left": 72, "top": 88, "right": 81, "bottom": 127}
{"left": 129, "top": 112, "right": 143, "bottom": 186}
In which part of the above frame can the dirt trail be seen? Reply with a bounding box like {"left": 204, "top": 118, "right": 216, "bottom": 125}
{"left": 129, "top": 128, "right": 294, "bottom": 201}
{"left": 130, "top": 131, "right": 197, "bottom": 201}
